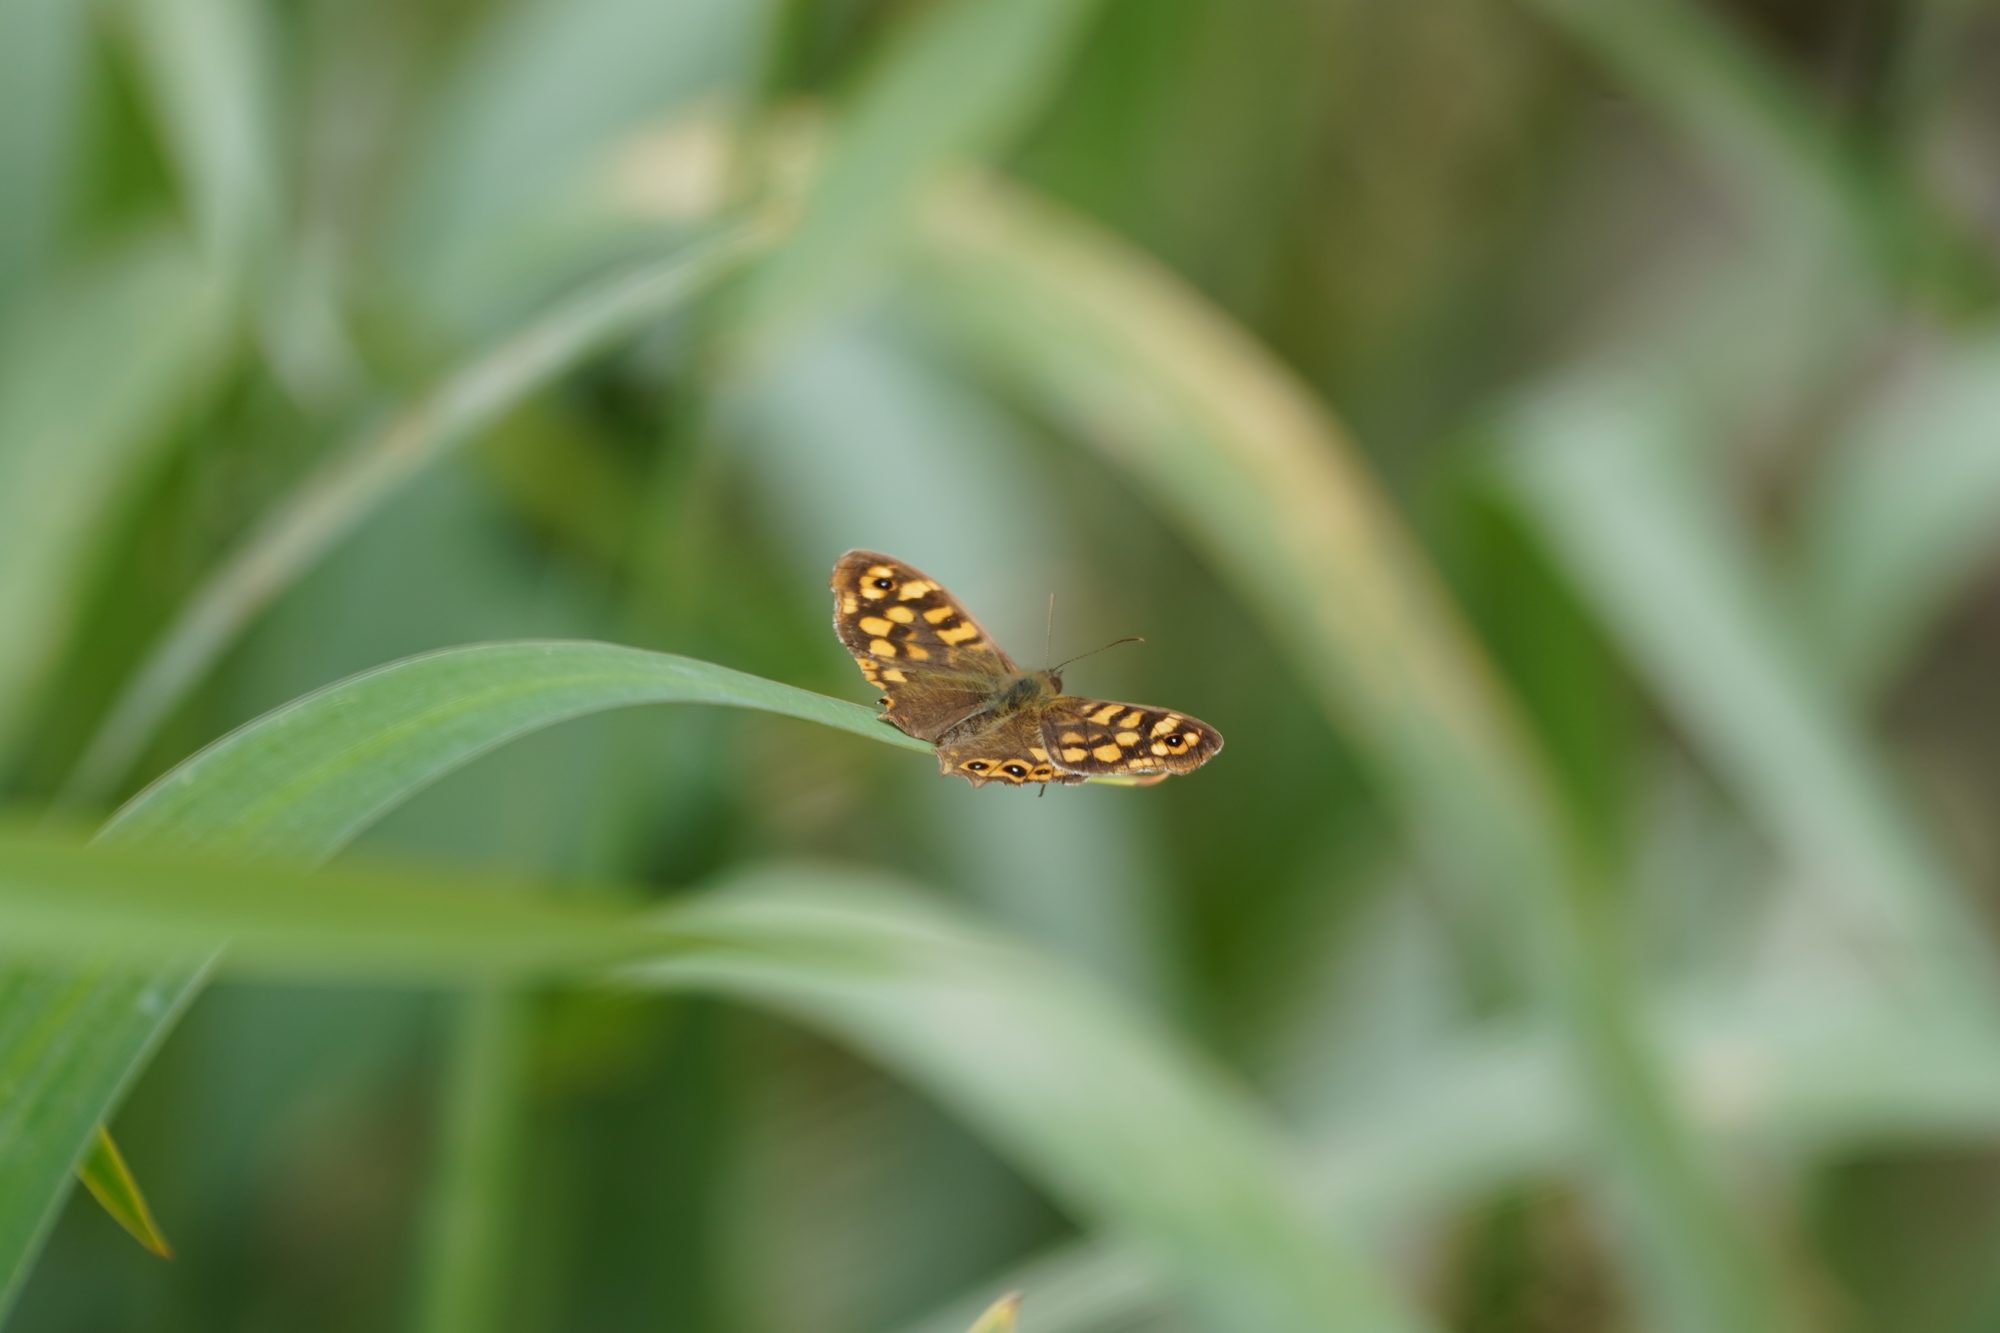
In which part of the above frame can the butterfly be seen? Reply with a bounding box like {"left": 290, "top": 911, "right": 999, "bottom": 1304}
{"left": 832, "top": 550, "right": 1223, "bottom": 788}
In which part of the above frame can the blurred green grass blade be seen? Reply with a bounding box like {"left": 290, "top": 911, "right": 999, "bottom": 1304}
{"left": 735, "top": 0, "right": 1097, "bottom": 342}
{"left": 116, "top": 0, "right": 278, "bottom": 278}
{"left": 1792, "top": 333, "right": 2000, "bottom": 695}
{"left": 64, "top": 223, "right": 774, "bottom": 804}
{"left": 1515, "top": 0, "right": 1986, "bottom": 302}
{"left": 0, "top": 643, "right": 1427, "bottom": 1332}
{"left": 76, "top": 1126, "right": 171, "bottom": 1261}
{"left": 0, "top": 821, "right": 682, "bottom": 983}
{"left": 0, "top": 230, "right": 231, "bottom": 756}
{"left": 391, "top": 0, "right": 767, "bottom": 326}
{"left": 1517, "top": 0, "right": 1855, "bottom": 236}
{"left": 1505, "top": 409, "right": 1999, "bottom": 1014}
{"left": 626, "top": 872, "right": 1427, "bottom": 1333}
{"left": 899, "top": 989, "right": 2000, "bottom": 1333}
{"left": 414, "top": 991, "right": 531, "bottom": 1333}
{"left": 0, "top": 0, "right": 88, "bottom": 300}
{"left": 911, "top": 177, "right": 1799, "bottom": 1333}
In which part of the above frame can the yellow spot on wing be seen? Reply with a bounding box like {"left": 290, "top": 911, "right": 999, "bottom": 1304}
{"left": 860, "top": 584, "right": 889, "bottom": 600}
{"left": 881, "top": 668, "right": 906, "bottom": 683}
{"left": 1150, "top": 741, "right": 1170, "bottom": 756}
{"left": 1151, "top": 715, "right": 1182, "bottom": 737}
{"left": 923, "top": 606, "right": 956, "bottom": 623}
{"left": 1029, "top": 746, "right": 1049, "bottom": 761}
{"left": 885, "top": 604, "right": 915, "bottom": 623}
{"left": 1059, "top": 731, "right": 1085, "bottom": 744}
{"left": 1091, "top": 744, "right": 1123, "bottom": 763}
{"left": 897, "top": 580, "right": 934, "bottom": 599}
{"left": 936, "top": 623, "right": 981, "bottom": 644}
{"left": 841, "top": 594, "right": 858, "bottom": 613}
{"left": 1118, "top": 711, "right": 1143, "bottom": 728}
{"left": 1088, "top": 703, "right": 1122, "bottom": 725}
{"left": 903, "top": 644, "right": 930, "bottom": 661}
{"left": 1062, "top": 747, "right": 1088, "bottom": 762}
{"left": 1115, "top": 731, "right": 1140, "bottom": 745}
{"left": 866, "top": 565, "right": 896, "bottom": 578}
{"left": 858, "top": 616, "right": 893, "bottom": 636}
{"left": 869, "top": 638, "right": 897, "bottom": 657}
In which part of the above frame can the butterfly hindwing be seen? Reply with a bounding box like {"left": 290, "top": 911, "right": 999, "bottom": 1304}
{"left": 832, "top": 550, "right": 1016, "bottom": 741}
{"left": 1040, "top": 696, "right": 1224, "bottom": 779}
{"left": 935, "top": 709, "right": 1083, "bottom": 787}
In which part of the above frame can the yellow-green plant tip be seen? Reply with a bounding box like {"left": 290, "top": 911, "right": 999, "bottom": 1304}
{"left": 78, "top": 1127, "right": 172, "bottom": 1260}
{"left": 967, "top": 1291, "right": 1022, "bottom": 1333}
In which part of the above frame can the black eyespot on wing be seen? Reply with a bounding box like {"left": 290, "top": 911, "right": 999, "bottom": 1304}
{"left": 1163, "top": 735, "right": 1184, "bottom": 748}
{"left": 1003, "top": 764, "right": 1027, "bottom": 778}
{"left": 966, "top": 761, "right": 989, "bottom": 772}
{"left": 872, "top": 577, "right": 894, "bottom": 590}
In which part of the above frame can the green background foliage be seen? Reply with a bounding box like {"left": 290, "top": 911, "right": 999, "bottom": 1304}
{"left": 4, "top": 1, "right": 2000, "bottom": 1330}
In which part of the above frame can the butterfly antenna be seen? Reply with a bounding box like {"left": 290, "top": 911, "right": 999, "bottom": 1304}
{"left": 1051, "top": 636, "right": 1145, "bottom": 672}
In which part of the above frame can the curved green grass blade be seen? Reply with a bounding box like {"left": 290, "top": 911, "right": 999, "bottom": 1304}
{"left": 4, "top": 643, "right": 906, "bottom": 1314}
{"left": 0, "top": 643, "right": 1425, "bottom": 1333}
{"left": 63, "top": 222, "right": 775, "bottom": 805}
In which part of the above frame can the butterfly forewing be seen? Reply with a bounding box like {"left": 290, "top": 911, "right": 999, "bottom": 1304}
{"left": 832, "top": 550, "right": 1017, "bottom": 742}
{"left": 1039, "top": 696, "right": 1223, "bottom": 779}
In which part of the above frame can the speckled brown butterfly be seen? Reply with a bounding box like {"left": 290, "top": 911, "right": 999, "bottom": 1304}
{"left": 832, "top": 550, "right": 1223, "bottom": 788}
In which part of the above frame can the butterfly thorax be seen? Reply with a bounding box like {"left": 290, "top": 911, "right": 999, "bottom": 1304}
{"left": 994, "top": 670, "right": 1062, "bottom": 713}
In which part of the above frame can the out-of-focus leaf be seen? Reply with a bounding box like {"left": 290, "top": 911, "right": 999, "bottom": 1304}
{"left": 1517, "top": 0, "right": 1990, "bottom": 306}
{"left": 1792, "top": 332, "right": 2000, "bottom": 695}
{"left": 1504, "top": 404, "right": 1998, "bottom": 1018}
{"left": 0, "top": 643, "right": 1430, "bottom": 1333}
{"left": 0, "top": 0, "right": 88, "bottom": 300}
{"left": 75, "top": 1127, "right": 171, "bottom": 1261}
{"left": 910, "top": 176, "right": 1799, "bottom": 1333}
{"left": 734, "top": 0, "right": 1099, "bottom": 344}
{"left": 117, "top": 0, "right": 279, "bottom": 278}
{"left": 65, "top": 222, "right": 774, "bottom": 804}
{"left": 0, "top": 230, "right": 231, "bottom": 756}
{"left": 392, "top": 0, "right": 767, "bottom": 327}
